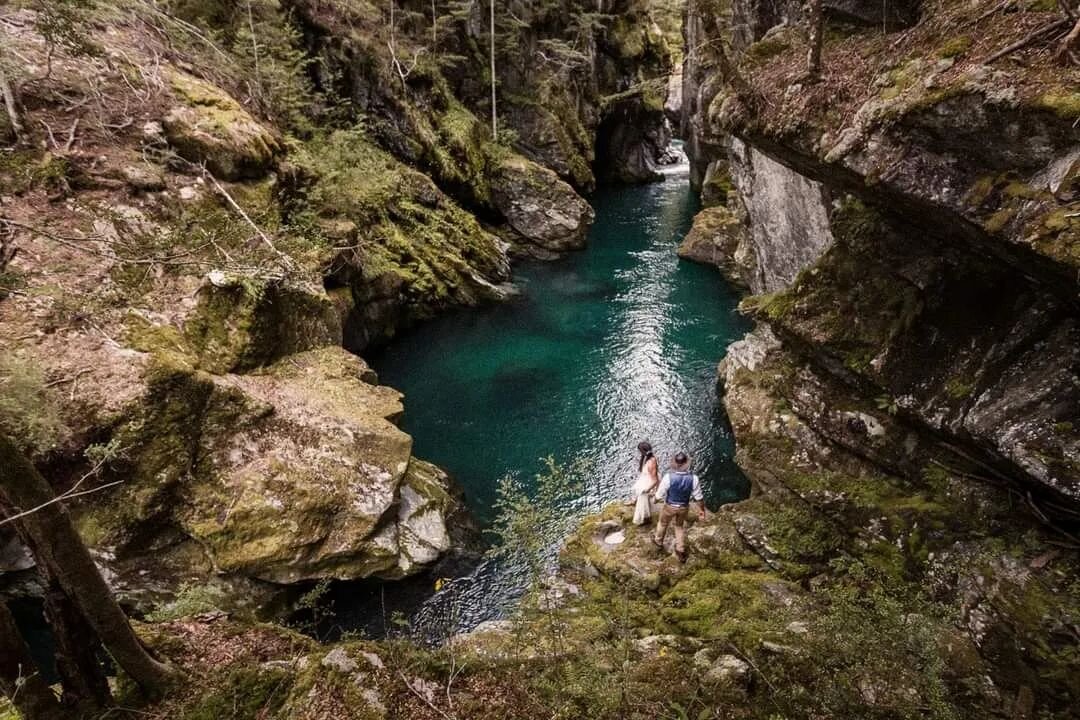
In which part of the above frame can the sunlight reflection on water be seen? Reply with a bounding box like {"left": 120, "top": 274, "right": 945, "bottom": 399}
{"left": 360, "top": 151, "right": 752, "bottom": 641}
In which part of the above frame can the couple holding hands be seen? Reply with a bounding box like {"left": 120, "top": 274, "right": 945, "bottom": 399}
{"left": 628, "top": 441, "right": 705, "bottom": 563}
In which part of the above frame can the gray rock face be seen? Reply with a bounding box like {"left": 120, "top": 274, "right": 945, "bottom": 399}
{"left": 733, "top": 189, "right": 1080, "bottom": 506}
{"left": 492, "top": 158, "right": 595, "bottom": 252}
{"left": 727, "top": 137, "right": 834, "bottom": 293}
{"left": 595, "top": 100, "right": 672, "bottom": 184}
{"left": 825, "top": 0, "right": 919, "bottom": 26}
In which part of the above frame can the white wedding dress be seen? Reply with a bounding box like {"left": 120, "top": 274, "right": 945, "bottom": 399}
{"left": 632, "top": 464, "right": 655, "bottom": 525}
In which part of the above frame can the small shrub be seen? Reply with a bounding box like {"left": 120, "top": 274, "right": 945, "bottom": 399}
{"left": 146, "top": 582, "right": 228, "bottom": 622}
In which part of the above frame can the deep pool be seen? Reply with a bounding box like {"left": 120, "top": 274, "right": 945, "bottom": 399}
{"left": 354, "top": 158, "right": 751, "bottom": 637}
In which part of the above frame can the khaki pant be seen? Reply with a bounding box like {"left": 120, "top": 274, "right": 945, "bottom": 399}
{"left": 654, "top": 504, "right": 689, "bottom": 553}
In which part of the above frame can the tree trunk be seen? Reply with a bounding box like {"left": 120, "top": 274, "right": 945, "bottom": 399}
{"left": 0, "top": 436, "right": 181, "bottom": 697}
{"left": 42, "top": 583, "right": 111, "bottom": 712}
{"left": 0, "top": 61, "right": 23, "bottom": 142}
{"left": 0, "top": 600, "right": 66, "bottom": 720}
{"left": 806, "top": 0, "right": 824, "bottom": 81}
{"left": 489, "top": 0, "right": 497, "bottom": 139}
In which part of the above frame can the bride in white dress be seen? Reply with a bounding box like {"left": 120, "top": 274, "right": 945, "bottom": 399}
{"left": 631, "top": 441, "right": 660, "bottom": 525}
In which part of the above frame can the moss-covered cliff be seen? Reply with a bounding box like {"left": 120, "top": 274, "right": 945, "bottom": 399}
{"left": 0, "top": 0, "right": 614, "bottom": 613}
{"left": 670, "top": 0, "right": 1080, "bottom": 715}
{"left": 2, "top": 0, "right": 1077, "bottom": 717}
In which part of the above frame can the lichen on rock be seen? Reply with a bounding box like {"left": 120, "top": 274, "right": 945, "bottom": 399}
{"left": 162, "top": 71, "right": 282, "bottom": 181}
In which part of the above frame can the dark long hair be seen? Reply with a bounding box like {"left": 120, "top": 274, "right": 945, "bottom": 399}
{"left": 637, "top": 441, "right": 654, "bottom": 471}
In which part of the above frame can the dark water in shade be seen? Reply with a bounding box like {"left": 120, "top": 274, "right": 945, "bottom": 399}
{"left": 356, "top": 155, "right": 752, "bottom": 638}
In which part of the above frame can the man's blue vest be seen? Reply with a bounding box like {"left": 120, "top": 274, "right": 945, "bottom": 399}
{"left": 667, "top": 471, "right": 696, "bottom": 507}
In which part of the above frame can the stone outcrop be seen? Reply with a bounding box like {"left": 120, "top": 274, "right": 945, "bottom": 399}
{"left": 0, "top": 6, "right": 517, "bottom": 612}
{"left": 492, "top": 156, "right": 595, "bottom": 253}
{"left": 7, "top": 271, "right": 470, "bottom": 601}
{"left": 162, "top": 71, "right": 282, "bottom": 180}
{"left": 97, "top": 346, "right": 448, "bottom": 586}
{"left": 724, "top": 137, "right": 833, "bottom": 292}
{"left": 683, "top": 0, "right": 1079, "bottom": 508}
{"left": 676, "top": 204, "right": 750, "bottom": 289}
{"left": 292, "top": 130, "right": 512, "bottom": 352}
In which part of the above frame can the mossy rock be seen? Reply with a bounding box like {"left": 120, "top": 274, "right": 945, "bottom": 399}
{"left": 491, "top": 155, "right": 595, "bottom": 252}
{"left": 163, "top": 71, "right": 282, "bottom": 180}
{"left": 295, "top": 129, "right": 510, "bottom": 350}
{"left": 184, "top": 271, "right": 342, "bottom": 374}
{"left": 677, "top": 205, "right": 749, "bottom": 289}
{"left": 75, "top": 342, "right": 455, "bottom": 587}
{"left": 1036, "top": 89, "right": 1080, "bottom": 121}
{"left": 660, "top": 569, "right": 798, "bottom": 645}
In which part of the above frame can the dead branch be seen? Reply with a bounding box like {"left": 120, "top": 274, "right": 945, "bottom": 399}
{"left": 0, "top": 217, "right": 214, "bottom": 267}
{"left": 128, "top": 1, "right": 231, "bottom": 61}
{"left": 983, "top": 17, "right": 1071, "bottom": 64}
{"left": 967, "top": 0, "right": 1013, "bottom": 26}
{"left": 199, "top": 167, "right": 292, "bottom": 268}
{"left": 1055, "top": 16, "right": 1080, "bottom": 65}
{"left": 398, "top": 671, "right": 456, "bottom": 720}
{"left": 44, "top": 369, "right": 91, "bottom": 388}
{"left": 387, "top": 0, "right": 426, "bottom": 90}
{"left": 62, "top": 117, "right": 79, "bottom": 152}
{"left": 0, "top": 453, "right": 121, "bottom": 528}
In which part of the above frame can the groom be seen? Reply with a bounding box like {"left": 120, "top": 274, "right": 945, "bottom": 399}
{"left": 651, "top": 452, "right": 705, "bottom": 563}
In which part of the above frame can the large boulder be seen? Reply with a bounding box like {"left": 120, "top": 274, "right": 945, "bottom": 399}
{"left": 492, "top": 156, "right": 595, "bottom": 253}
{"left": 163, "top": 71, "right": 281, "bottom": 180}
{"left": 677, "top": 204, "right": 751, "bottom": 290}
{"left": 83, "top": 346, "right": 462, "bottom": 586}
{"left": 184, "top": 271, "right": 342, "bottom": 374}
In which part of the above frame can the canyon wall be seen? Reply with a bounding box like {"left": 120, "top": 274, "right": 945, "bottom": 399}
{"left": 672, "top": 0, "right": 1080, "bottom": 713}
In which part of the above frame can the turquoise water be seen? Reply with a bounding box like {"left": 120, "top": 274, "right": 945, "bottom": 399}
{"left": 364, "top": 163, "right": 751, "bottom": 635}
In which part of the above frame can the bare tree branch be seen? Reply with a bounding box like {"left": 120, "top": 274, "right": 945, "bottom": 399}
{"left": 0, "top": 453, "right": 120, "bottom": 528}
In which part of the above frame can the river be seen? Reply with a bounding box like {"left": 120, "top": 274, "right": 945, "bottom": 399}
{"left": 326, "top": 151, "right": 752, "bottom": 639}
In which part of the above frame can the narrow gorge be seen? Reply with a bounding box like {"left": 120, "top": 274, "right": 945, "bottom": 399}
{"left": 0, "top": 0, "right": 1077, "bottom": 718}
